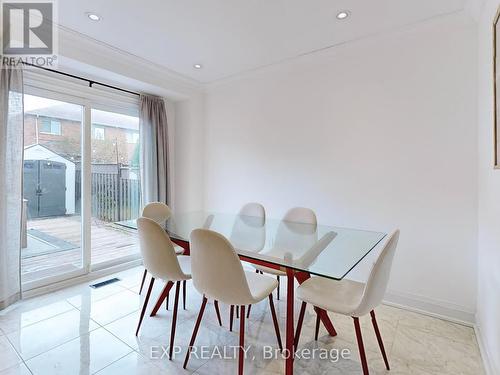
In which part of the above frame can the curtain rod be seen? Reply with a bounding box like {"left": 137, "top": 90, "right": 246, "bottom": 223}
{"left": 22, "top": 62, "right": 141, "bottom": 97}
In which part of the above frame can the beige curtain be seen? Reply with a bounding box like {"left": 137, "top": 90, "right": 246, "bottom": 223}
{"left": 0, "top": 65, "right": 24, "bottom": 309}
{"left": 139, "top": 95, "right": 170, "bottom": 206}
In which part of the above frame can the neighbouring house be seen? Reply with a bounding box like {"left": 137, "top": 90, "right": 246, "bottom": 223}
{"left": 23, "top": 100, "right": 141, "bottom": 221}
{"left": 24, "top": 103, "right": 140, "bottom": 166}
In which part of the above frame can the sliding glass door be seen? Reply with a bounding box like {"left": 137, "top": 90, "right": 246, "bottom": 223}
{"left": 21, "top": 80, "right": 141, "bottom": 288}
{"left": 90, "top": 109, "right": 141, "bottom": 268}
{"left": 22, "top": 94, "right": 84, "bottom": 284}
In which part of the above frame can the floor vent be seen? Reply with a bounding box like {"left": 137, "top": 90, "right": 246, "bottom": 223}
{"left": 90, "top": 278, "right": 121, "bottom": 289}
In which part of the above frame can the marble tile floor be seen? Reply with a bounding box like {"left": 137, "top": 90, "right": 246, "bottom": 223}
{"left": 0, "top": 266, "right": 485, "bottom": 375}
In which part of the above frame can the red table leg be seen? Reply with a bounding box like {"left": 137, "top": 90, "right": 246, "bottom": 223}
{"left": 295, "top": 271, "right": 337, "bottom": 337}
{"left": 285, "top": 267, "right": 294, "bottom": 375}
{"left": 171, "top": 238, "right": 190, "bottom": 255}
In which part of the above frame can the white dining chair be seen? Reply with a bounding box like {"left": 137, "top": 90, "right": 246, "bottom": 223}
{"left": 230, "top": 203, "right": 266, "bottom": 319}
{"left": 294, "top": 230, "right": 400, "bottom": 375}
{"left": 135, "top": 217, "right": 192, "bottom": 359}
{"left": 183, "top": 229, "right": 282, "bottom": 375}
{"left": 140, "top": 202, "right": 187, "bottom": 309}
{"left": 141, "top": 201, "right": 173, "bottom": 224}
{"left": 254, "top": 207, "right": 317, "bottom": 300}
{"left": 238, "top": 202, "right": 266, "bottom": 218}
{"left": 230, "top": 203, "right": 266, "bottom": 252}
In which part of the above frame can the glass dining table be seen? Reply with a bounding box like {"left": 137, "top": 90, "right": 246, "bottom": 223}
{"left": 117, "top": 211, "right": 386, "bottom": 375}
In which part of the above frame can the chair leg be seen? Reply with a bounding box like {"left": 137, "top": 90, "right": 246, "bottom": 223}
{"left": 139, "top": 269, "right": 147, "bottom": 294}
{"left": 238, "top": 305, "right": 246, "bottom": 375}
{"left": 183, "top": 296, "right": 208, "bottom": 369}
{"left": 236, "top": 305, "right": 239, "bottom": 318}
{"left": 314, "top": 311, "right": 320, "bottom": 341}
{"left": 166, "top": 294, "right": 169, "bottom": 310}
{"left": 370, "top": 310, "right": 390, "bottom": 370}
{"left": 168, "top": 281, "right": 181, "bottom": 360}
{"left": 353, "top": 317, "right": 370, "bottom": 375}
{"left": 214, "top": 300, "right": 223, "bottom": 326}
{"left": 277, "top": 275, "right": 280, "bottom": 300}
{"left": 269, "top": 294, "right": 283, "bottom": 351}
{"left": 182, "top": 280, "right": 187, "bottom": 310}
{"left": 136, "top": 277, "right": 155, "bottom": 336}
{"left": 246, "top": 304, "right": 252, "bottom": 318}
{"left": 294, "top": 301, "right": 307, "bottom": 350}
{"left": 150, "top": 281, "right": 174, "bottom": 317}
{"left": 230, "top": 305, "right": 234, "bottom": 332}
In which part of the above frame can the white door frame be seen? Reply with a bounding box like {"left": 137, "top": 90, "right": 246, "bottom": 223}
{"left": 22, "top": 70, "right": 140, "bottom": 291}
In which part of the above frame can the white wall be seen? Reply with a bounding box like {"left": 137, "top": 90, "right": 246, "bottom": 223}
{"left": 172, "top": 93, "right": 206, "bottom": 213}
{"left": 476, "top": 0, "right": 500, "bottom": 373}
{"left": 203, "top": 13, "right": 478, "bottom": 321}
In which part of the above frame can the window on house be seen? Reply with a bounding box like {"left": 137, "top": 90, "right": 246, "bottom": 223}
{"left": 40, "top": 118, "right": 62, "bottom": 135}
{"left": 93, "top": 126, "right": 105, "bottom": 140}
{"left": 126, "top": 131, "right": 139, "bottom": 144}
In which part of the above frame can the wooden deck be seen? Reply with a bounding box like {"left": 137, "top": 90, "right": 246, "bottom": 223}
{"left": 22, "top": 216, "right": 139, "bottom": 283}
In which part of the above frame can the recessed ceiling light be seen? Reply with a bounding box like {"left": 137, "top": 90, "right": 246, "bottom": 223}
{"left": 193, "top": 64, "right": 202, "bottom": 69}
{"left": 86, "top": 12, "right": 101, "bottom": 21}
{"left": 336, "top": 11, "right": 350, "bottom": 20}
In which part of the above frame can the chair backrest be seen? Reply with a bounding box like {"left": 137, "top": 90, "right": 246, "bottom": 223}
{"left": 230, "top": 203, "right": 266, "bottom": 252}
{"left": 230, "top": 215, "right": 266, "bottom": 253}
{"left": 190, "top": 229, "right": 254, "bottom": 305}
{"left": 137, "top": 217, "right": 187, "bottom": 281}
{"left": 353, "top": 230, "right": 400, "bottom": 316}
{"left": 239, "top": 202, "right": 266, "bottom": 219}
{"left": 283, "top": 207, "right": 317, "bottom": 225}
{"left": 142, "top": 202, "right": 172, "bottom": 224}
{"left": 271, "top": 207, "right": 318, "bottom": 260}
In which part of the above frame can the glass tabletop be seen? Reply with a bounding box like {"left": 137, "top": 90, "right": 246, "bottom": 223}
{"left": 117, "top": 211, "right": 386, "bottom": 281}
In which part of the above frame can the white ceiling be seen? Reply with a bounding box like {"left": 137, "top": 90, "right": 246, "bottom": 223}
{"left": 58, "top": 0, "right": 467, "bottom": 84}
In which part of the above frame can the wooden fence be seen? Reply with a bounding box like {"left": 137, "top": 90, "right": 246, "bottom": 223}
{"left": 76, "top": 164, "right": 141, "bottom": 222}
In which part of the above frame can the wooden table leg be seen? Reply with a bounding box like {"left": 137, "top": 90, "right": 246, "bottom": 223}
{"left": 295, "top": 271, "right": 337, "bottom": 337}
{"left": 285, "top": 267, "right": 294, "bottom": 375}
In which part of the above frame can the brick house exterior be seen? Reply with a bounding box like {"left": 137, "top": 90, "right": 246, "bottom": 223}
{"left": 24, "top": 114, "right": 140, "bottom": 166}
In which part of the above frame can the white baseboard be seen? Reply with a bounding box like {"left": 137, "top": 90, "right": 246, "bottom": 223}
{"left": 384, "top": 290, "right": 476, "bottom": 326}
{"left": 384, "top": 291, "right": 499, "bottom": 374}
{"left": 474, "top": 324, "right": 497, "bottom": 375}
